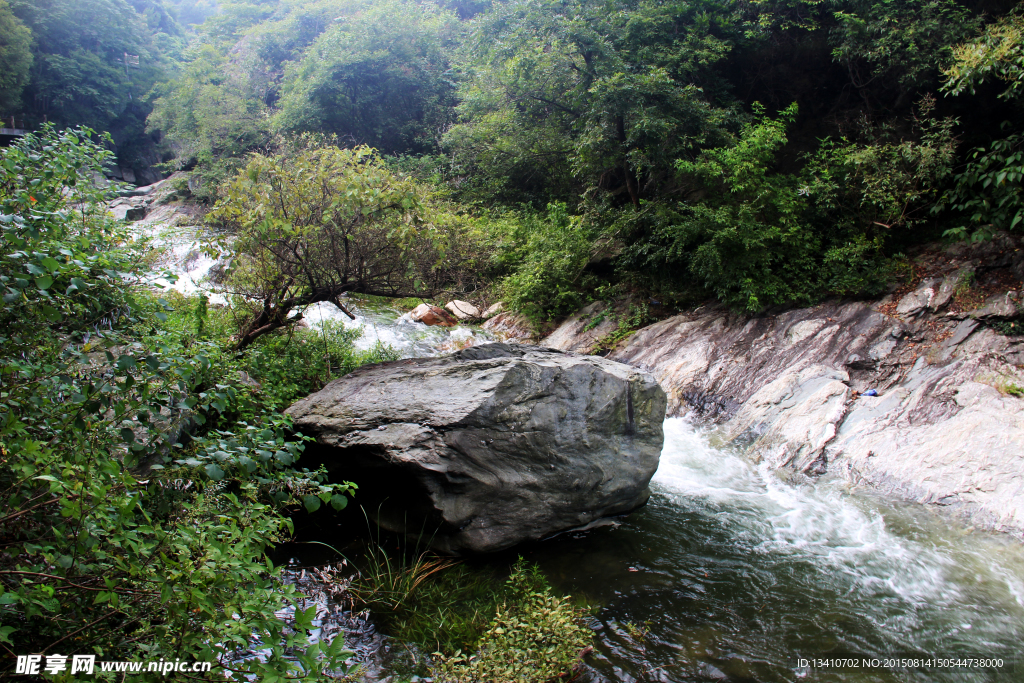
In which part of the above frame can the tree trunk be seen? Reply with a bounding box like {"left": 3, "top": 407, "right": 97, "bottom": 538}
{"left": 234, "top": 289, "right": 356, "bottom": 351}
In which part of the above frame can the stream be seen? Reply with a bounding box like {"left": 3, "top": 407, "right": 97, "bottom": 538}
{"left": 322, "top": 299, "right": 1024, "bottom": 683}
{"left": 159, "top": 244, "right": 1023, "bottom": 681}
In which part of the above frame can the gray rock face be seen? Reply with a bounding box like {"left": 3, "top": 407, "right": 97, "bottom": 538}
{"left": 285, "top": 343, "right": 666, "bottom": 553}
{"left": 542, "top": 301, "right": 620, "bottom": 353}
{"left": 545, "top": 294, "right": 1024, "bottom": 537}
{"left": 482, "top": 311, "right": 538, "bottom": 343}
{"left": 896, "top": 277, "right": 942, "bottom": 317}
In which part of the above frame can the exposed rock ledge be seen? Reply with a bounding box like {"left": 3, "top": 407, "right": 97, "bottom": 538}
{"left": 543, "top": 292, "right": 1024, "bottom": 538}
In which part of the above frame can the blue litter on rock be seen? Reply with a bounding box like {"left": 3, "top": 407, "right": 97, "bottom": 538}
{"left": 862, "top": 389, "right": 878, "bottom": 397}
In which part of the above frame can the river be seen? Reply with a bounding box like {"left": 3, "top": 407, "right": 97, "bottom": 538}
{"left": 152, "top": 231, "right": 1023, "bottom": 682}
{"left": 314, "top": 297, "right": 1023, "bottom": 683}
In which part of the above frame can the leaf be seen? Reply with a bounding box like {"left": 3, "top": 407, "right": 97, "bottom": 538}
{"left": 35, "top": 275, "right": 53, "bottom": 290}
{"left": 120, "top": 428, "right": 136, "bottom": 443}
{"left": 303, "top": 495, "right": 321, "bottom": 513}
{"left": 330, "top": 494, "right": 348, "bottom": 511}
{"left": 204, "top": 463, "right": 225, "bottom": 480}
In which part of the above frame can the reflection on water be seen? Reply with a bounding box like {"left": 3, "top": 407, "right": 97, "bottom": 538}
{"left": 524, "top": 419, "right": 1024, "bottom": 682}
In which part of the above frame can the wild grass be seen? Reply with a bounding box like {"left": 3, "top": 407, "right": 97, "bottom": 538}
{"left": 344, "top": 513, "right": 507, "bottom": 656}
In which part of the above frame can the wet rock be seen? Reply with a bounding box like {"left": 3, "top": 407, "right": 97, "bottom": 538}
{"left": 109, "top": 197, "right": 149, "bottom": 222}
{"left": 444, "top": 300, "right": 481, "bottom": 320}
{"left": 831, "top": 381, "right": 1024, "bottom": 533}
{"left": 543, "top": 299, "right": 1024, "bottom": 536}
{"left": 724, "top": 365, "right": 850, "bottom": 474}
{"left": 482, "top": 301, "right": 506, "bottom": 319}
{"left": 483, "top": 311, "right": 537, "bottom": 342}
{"left": 285, "top": 343, "right": 667, "bottom": 554}
{"left": 410, "top": 303, "right": 457, "bottom": 327}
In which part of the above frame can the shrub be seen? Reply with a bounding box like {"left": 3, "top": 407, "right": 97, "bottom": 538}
{"left": 0, "top": 127, "right": 355, "bottom": 679}
{"left": 489, "top": 202, "right": 600, "bottom": 321}
{"left": 621, "top": 101, "right": 955, "bottom": 310}
{"left": 433, "top": 559, "right": 593, "bottom": 683}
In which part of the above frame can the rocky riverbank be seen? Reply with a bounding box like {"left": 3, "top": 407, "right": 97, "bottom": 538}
{"left": 543, "top": 234, "right": 1024, "bottom": 538}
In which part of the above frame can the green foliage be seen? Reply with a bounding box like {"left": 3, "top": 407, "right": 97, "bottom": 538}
{"left": 433, "top": 559, "right": 593, "bottom": 683}
{"left": 346, "top": 540, "right": 499, "bottom": 656}
{"left": 0, "top": 0, "right": 32, "bottom": 113}
{"left": 830, "top": 0, "right": 980, "bottom": 105}
{"left": 940, "top": 13, "right": 1024, "bottom": 242}
{"left": 210, "top": 141, "right": 457, "bottom": 348}
{"left": 805, "top": 106, "right": 958, "bottom": 232}
{"left": 275, "top": 0, "right": 460, "bottom": 154}
{"left": 0, "top": 126, "right": 356, "bottom": 679}
{"left": 941, "top": 130, "right": 1024, "bottom": 240}
{"left": 9, "top": 0, "right": 176, "bottom": 148}
{"left": 147, "top": 38, "right": 273, "bottom": 201}
{"left": 488, "top": 202, "right": 600, "bottom": 321}
{"left": 621, "top": 101, "right": 955, "bottom": 310}
{"left": 943, "top": 10, "right": 1024, "bottom": 101}
{"left": 444, "top": 0, "right": 733, "bottom": 206}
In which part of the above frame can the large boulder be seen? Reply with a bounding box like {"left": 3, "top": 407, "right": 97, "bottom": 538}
{"left": 285, "top": 343, "right": 667, "bottom": 553}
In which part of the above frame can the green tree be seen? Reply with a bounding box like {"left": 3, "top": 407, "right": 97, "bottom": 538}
{"left": 444, "top": 0, "right": 734, "bottom": 207}
{"left": 210, "top": 142, "right": 453, "bottom": 348}
{"left": 275, "top": 0, "right": 461, "bottom": 155}
{"left": 0, "top": 0, "right": 32, "bottom": 114}
{"left": 0, "top": 126, "right": 355, "bottom": 678}
{"left": 830, "top": 0, "right": 981, "bottom": 111}
{"left": 622, "top": 102, "right": 956, "bottom": 309}
{"left": 941, "top": 10, "right": 1024, "bottom": 239}
{"left": 943, "top": 10, "right": 1024, "bottom": 100}
{"left": 10, "top": 0, "right": 160, "bottom": 130}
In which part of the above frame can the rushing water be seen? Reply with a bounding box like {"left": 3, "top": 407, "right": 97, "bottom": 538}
{"left": 150, "top": 230, "right": 1023, "bottom": 682}
{"left": 527, "top": 419, "right": 1024, "bottom": 682}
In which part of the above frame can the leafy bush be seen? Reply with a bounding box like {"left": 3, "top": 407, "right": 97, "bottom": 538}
{"left": 940, "top": 12, "right": 1024, "bottom": 241}
{"left": 620, "top": 102, "right": 955, "bottom": 310}
{"left": 0, "top": 127, "right": 355, "bottom": 679}
{"left": 489, "top": 202, "right": 600, "bottom": 321}
{"left": 940, "top": 130, "right": 1023, "bottom": 240}
{"left": 433, "top": 559, "right": 593, "bottom": 683}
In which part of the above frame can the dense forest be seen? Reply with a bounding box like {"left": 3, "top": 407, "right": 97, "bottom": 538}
{"left": 1, "top": 0, "right": 1023, "bottom": 679}
{"left": 0, "top": 0, "right": 1020, "bottom": 313}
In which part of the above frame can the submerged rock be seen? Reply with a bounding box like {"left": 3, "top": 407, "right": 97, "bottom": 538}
{"left": 285, "top": 343, "right": 666, "bottom": 554}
